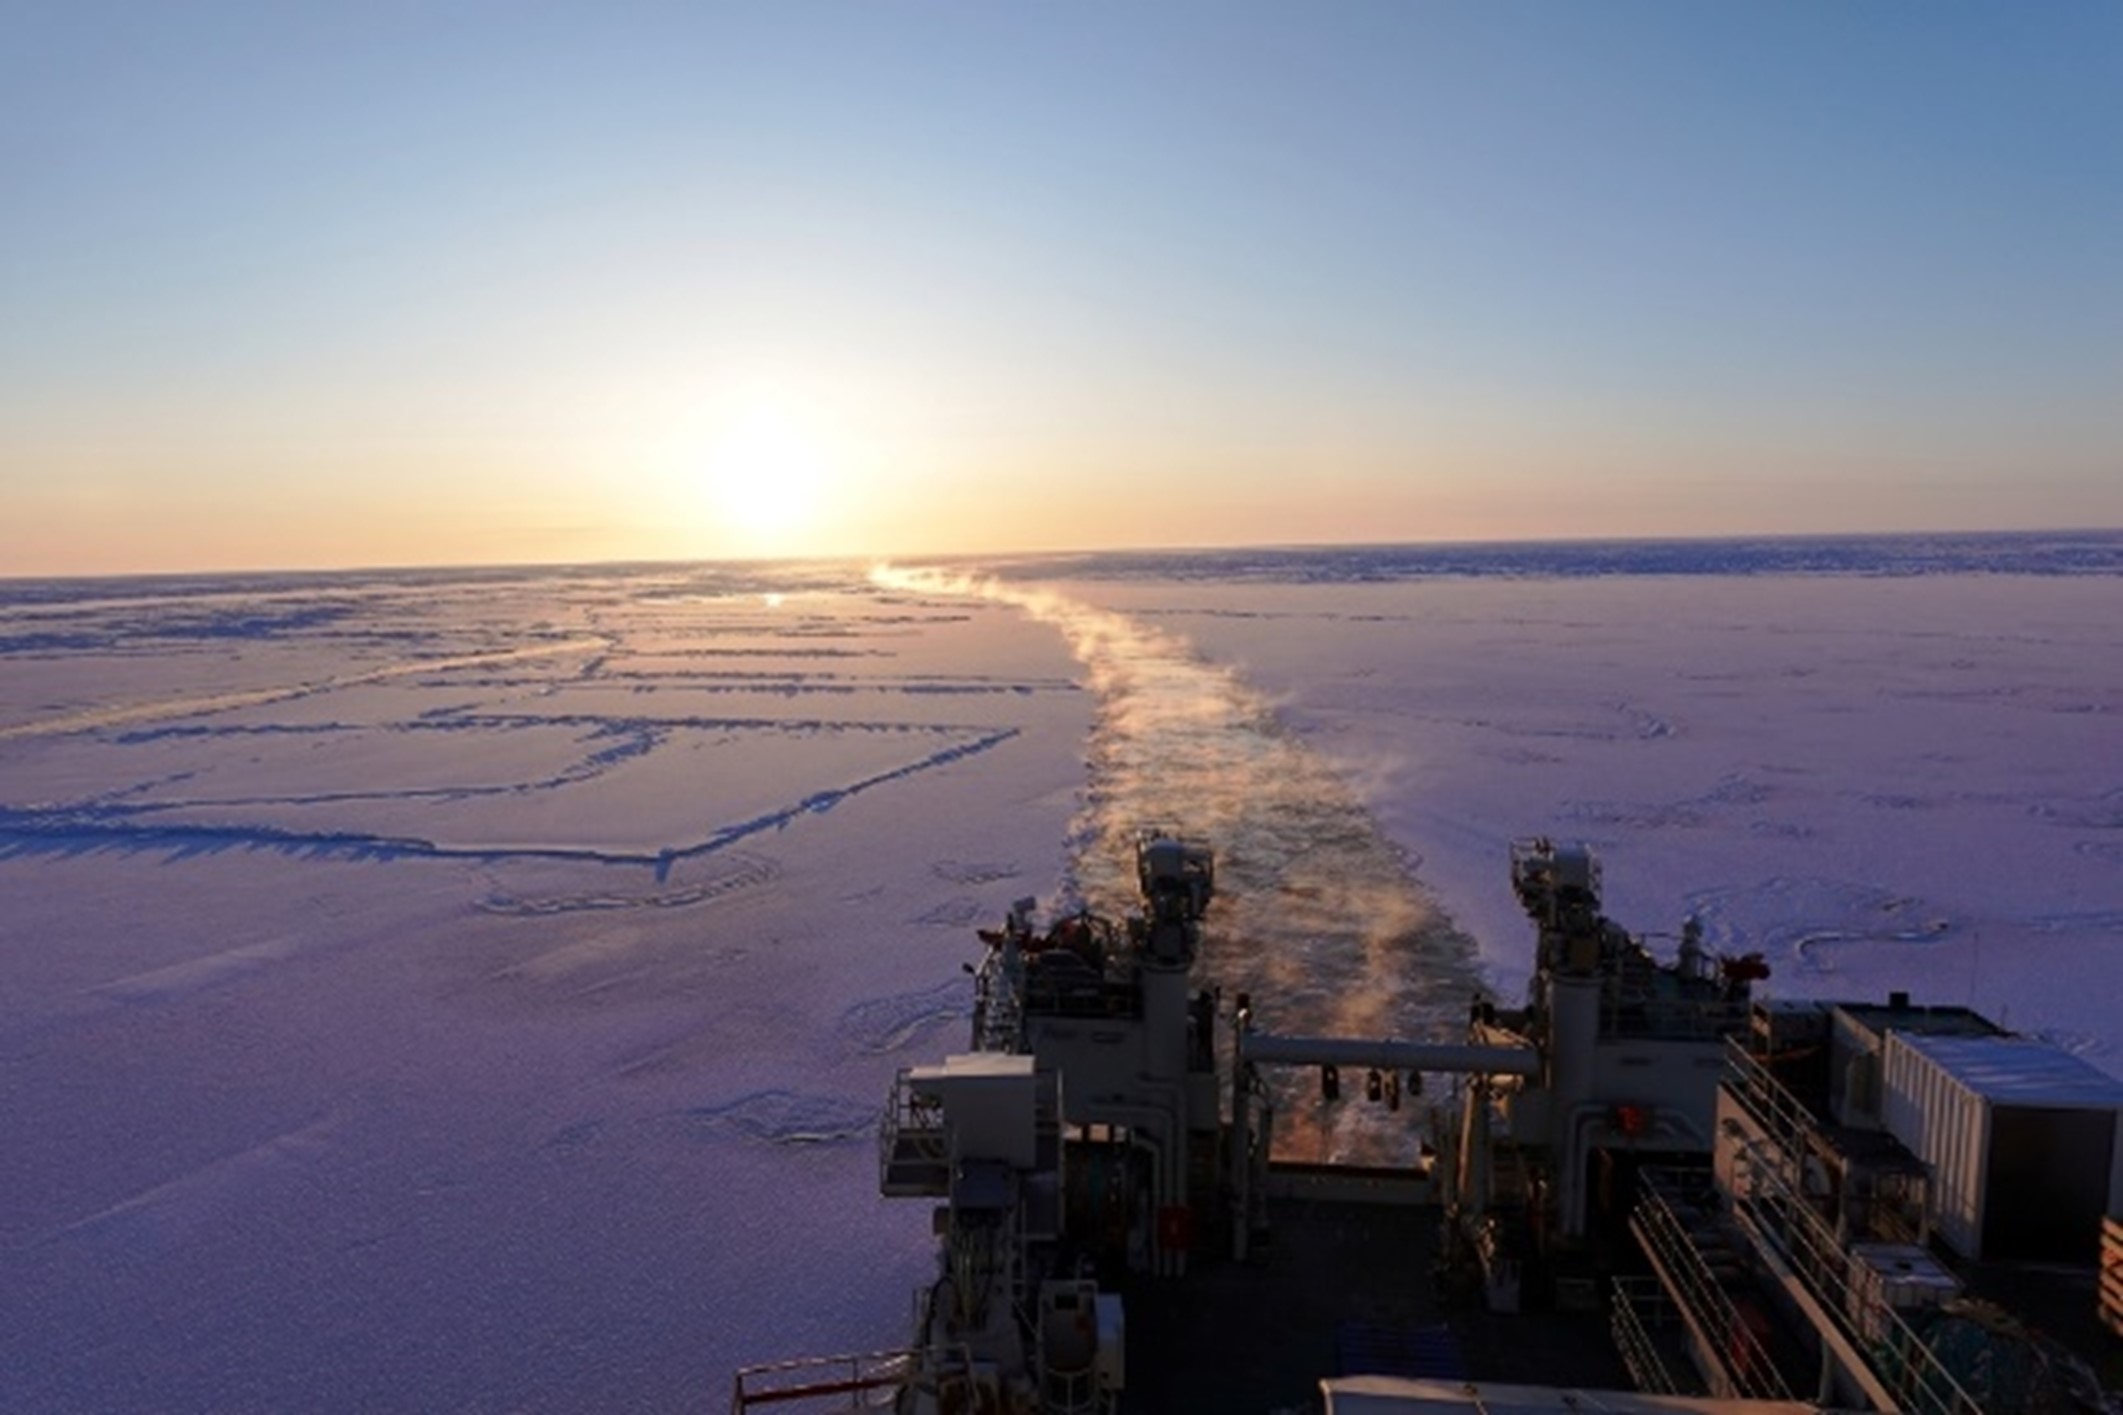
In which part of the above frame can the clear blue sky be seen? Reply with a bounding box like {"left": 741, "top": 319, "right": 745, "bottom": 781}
{"left": 4, "top": 1, "right": 2119, "bottom": 572}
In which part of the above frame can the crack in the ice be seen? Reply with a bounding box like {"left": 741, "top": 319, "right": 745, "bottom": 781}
{"left": 0, "top": 728, "right": 1021, "bottom": 873}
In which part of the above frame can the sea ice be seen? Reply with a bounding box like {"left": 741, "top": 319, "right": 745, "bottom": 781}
{"left": 2, "top": 536, "right": 2117, "bottom": 1409}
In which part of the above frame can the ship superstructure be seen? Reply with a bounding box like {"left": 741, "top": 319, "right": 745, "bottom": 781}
{"left": 731, "top": 835, "right": 2121, "bottom": 1414}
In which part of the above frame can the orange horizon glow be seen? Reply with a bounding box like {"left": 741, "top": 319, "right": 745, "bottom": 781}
{"left": 7, "top": 8, "right": 2120, "bottom": 579}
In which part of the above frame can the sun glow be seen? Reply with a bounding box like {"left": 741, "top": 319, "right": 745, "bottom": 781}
{"left": 702, "top": 405, "right": 833, "bottom": 550}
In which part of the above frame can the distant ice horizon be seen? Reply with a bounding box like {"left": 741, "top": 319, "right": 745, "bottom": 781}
{"left": 7, "top": 525, "right": 2122, "bottom": 596}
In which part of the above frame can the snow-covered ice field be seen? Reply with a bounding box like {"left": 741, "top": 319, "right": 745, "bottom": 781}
{"left": 2, "top": 533, "right": 2118, "bottom": 1410}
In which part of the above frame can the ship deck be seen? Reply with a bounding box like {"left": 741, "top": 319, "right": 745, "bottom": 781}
{"left": 1117, "top": 1184, "right": 1629, "bottom": 1414}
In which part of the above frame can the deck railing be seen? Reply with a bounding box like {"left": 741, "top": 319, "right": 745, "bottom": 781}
{"left": 1631, "top": 1167, "right": 1794, "bottom": 1402}
{"left": 1719, "top": 1041, "right": 1982, "bottom": 1415}
{"left": 1609, "top": 1274, "right": 1689, "bottom": 1395}
{"left": 1599, "top": 994, "right": 1752, "bottom": 1041}
{"left": 878, "top": 1071, "right": 951, "bottom": 1197}
{"left": 729, "top": 1346, "right": 977, "bottom": 1412}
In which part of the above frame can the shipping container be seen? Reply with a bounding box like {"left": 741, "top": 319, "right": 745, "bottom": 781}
{"left": 1879, "top": 1032, "right": 2123, "bottom": 1262}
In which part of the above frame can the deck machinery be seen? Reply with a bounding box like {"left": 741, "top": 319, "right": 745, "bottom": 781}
{"left": 1432, "top": 839, "right": 1766, "bottom": 1307}
{"left": 730, "top": 836, "right": 2121, "bottom": 1414}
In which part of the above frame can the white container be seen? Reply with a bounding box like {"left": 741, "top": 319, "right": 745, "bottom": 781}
{"left": 908, "top": 1052, "right": 1040, "bottom": 1167}
{"left": 1846, "top": 1242, "right": 1961, "bottom": 1343}
{"left": 1880, "top": 1032, "right": 2123, "bottom": 1261}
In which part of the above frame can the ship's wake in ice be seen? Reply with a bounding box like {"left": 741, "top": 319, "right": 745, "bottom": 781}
{"left": 874, "top": 566, "right": 1483, "bottom": 1160}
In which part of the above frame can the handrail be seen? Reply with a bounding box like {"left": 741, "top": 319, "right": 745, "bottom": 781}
{"left": 1631, "top": 1168, "right": 1794, "bottom": 1402}
{"left": 878, "top": 1071, "right": 952, "bottom": 1195}
{"left": 1599, "top": 995, "right": 1752, "bottom": 1041}
{"left": 1609, "top": 1275, "right": 1687, "bottom": 1395}
{"left": 1719, "top": 1042, "right": 1982, "bottom": 1415}
{"left": 729, "top": 1346, "right": 975, "bottom": 1412}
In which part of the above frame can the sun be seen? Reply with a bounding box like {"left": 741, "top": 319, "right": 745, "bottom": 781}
{"left": 703, "top": 405, "right": 832, "bottom": 552}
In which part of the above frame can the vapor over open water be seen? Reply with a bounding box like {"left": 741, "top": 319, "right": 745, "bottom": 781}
{"left": 876, "top": 567, "right": 1486, "bottom": 1160}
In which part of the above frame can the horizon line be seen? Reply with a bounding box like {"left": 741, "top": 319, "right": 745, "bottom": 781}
{"left": 5, "top": 524, "right": 2121, "bottom": 589}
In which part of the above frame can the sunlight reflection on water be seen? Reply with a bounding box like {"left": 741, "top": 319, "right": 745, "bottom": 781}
{"left": 874, "top": 566, "right": 1486, "bottom": 1161}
